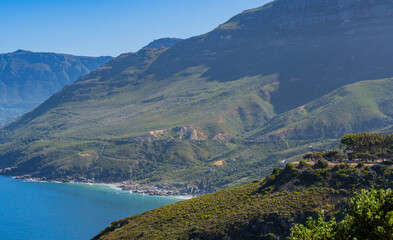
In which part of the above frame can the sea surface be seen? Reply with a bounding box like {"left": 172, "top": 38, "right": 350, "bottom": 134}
{"left": 0, "top": 176, "right": 181, "bottom": 240}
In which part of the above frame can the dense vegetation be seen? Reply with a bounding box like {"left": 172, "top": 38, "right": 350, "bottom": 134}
{"left": 93, "top": 159, "right": 393, "bottom": 239}
{"left": 304, "top": 133, "right": 393, "bottom": 163}
{"left": 289, "top": 189, "right": 393, "bottom": 240}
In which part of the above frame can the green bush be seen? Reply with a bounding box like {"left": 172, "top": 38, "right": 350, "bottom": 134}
{"left": 298, "top": 160, "right": 308, "bottom": 168}
{"left": 289, "top": 189, "right": 393, "bottom": 240}
{"left": 315, "top": 160, "right": 328, "bottom": 169}
{"left": 356, "top": 162, "right": 365, "bottom": 168}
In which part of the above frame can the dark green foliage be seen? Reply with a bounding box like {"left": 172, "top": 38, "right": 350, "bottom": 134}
{"left": 322, "top": 151, "right": 346, "bottom": 162}
{"left": 303, "top": 152, "right": 323, "bottom": 162}
{"left": 303, "top": 151, "right": 345, "bottom": 163}
{"left": 355, "top": 153, "right": 377, "bottom": 162}
{"left": 315, "top": 160, "right": 328, "bottom": 169}
{"left": 289, "top": 189, "right": 393, "bottom": 240}
{"left": 303, "top": 133, "right": 393, "bottom": 164}
{"left": 340, "top": 133, "right": 393, "bottom": 155}
{"left": 356, "top": 162, "right": 365, "bottom": 168}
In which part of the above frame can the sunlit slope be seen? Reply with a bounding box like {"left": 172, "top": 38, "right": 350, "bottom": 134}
{"left": 0, "top": 41, "right": 277, "bottom": 184}
{"left": 4, "top": 60, "right": 275, "bottom": 141}
{"left": 94, "top": 162, "right": 393, "bottom": 240}
{"left": 2, "top": 0, "right": 393, "bottom": 188}
{"left": 251, "top": 78, "right": 393, "bottom": 140}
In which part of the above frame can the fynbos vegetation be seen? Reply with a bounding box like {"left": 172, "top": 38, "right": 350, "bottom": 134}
{"left": 304, "top": 133, "right": 393, "bottom": 163}
{"left": 93, "top": 140, "right": 393, "bottom": 239}
{"left": 289, "top": 189, "right": 393, "bottom": 240}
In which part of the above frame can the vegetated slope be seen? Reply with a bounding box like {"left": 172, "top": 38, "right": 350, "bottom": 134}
{"left": 0, "top": 38, "right": 285, "bottom": 188}
{"left": 289, "top": 188, "right": 393, "bottom": 240}
{"left": 149, "top": 0, "right": 393, "bottom": 113}
{"left": 250, "top": 78, "right": 393, "bottom": 140}
{"left": 2, "top": 0, "right": 393, "bottom": 189}
{"left": 0, "top": 50, "right": 112, "bottom": 125}
{"left": 93, "top": 161, "right": 393, "bottom": 240}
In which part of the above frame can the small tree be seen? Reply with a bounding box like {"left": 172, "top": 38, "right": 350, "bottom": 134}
{"left": 303, "top": 152, "right": 323, "bottom": 162}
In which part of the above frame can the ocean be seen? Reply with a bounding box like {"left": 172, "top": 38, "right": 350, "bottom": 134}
{"left": 0, "top": 176, "right": 181, "bottom": 240}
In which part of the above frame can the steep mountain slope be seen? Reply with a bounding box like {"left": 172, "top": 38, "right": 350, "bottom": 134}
{"left": 149, "top": 0, "right": 393, "bottom": 112}
{"left": 0, "top": 37, "right": 281, "bottom": 186}
{"left": 0, "top": 50, "right": 112, "bottom": 125}
{"left": 1, "top": 0, "right": 393, "bottom": 189}
{"left": 251, "top": 78, "right": 393, "bottom": 140}
{"left": 93, "top": 161, "right": 393, "bottom": 239}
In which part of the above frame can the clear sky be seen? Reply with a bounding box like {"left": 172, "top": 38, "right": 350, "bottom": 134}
{"left": 0, "top": 0, "right": 269, "bottom": 57}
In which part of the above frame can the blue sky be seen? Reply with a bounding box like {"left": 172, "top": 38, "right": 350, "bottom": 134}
{"left": 0, "top": 0, "right": 269, "bottom": 57}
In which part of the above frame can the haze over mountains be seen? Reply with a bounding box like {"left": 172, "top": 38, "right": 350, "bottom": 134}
{"left": 0, "top": 50, "right": 112, "bottom": 125}
{"left": 1, "top": 0, "right": 393, "bottom": 194}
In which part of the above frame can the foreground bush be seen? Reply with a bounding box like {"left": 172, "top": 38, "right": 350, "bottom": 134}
{"left": 289, "top": 188, "right": 393, "bottom": 240}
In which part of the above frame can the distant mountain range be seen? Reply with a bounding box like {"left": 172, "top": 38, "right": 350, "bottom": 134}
{"left": 0, "top": 50, "right": 112, "bottom": 125}
{"left": 1, "top": 0, "right": 393, "bottom": 193}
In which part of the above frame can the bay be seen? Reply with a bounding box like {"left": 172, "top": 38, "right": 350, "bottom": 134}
{"left": 0, "top": 176, "right": 180, "bottom": 240}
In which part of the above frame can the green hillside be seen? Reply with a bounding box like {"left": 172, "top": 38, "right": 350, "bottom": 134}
{"left": 251, "top": 78, "right": 393, "bottom": 140}
{"left": 0, "top": 45, "right": 282, "bottom": 187}
{"left": 2, "top": 0, "right": 393, "bottom": 191}
{"left": 93, "top": 161, "right": 393, "bottom": 239}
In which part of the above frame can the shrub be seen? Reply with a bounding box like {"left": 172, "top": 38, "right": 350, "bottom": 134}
{"left": 285, "top": 163, "right": 296, "bottom": 171}
{"left": 315, "top": 160, "right": 328, "bottom": 169}
{"left": 298, "top": 160, "right": 308, "bottom": 168}
{"left": 289, "top": 189, "right": 393, "bottom": 240}
{"left": 356, "top": 162, "right": 364, "bottom": 168}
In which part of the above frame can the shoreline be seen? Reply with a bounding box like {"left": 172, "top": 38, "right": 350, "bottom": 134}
{"left": 10, "top": 175, "right": 199, "bottom": 198}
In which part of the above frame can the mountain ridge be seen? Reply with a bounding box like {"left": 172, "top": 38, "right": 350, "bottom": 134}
{"left": 0, "top": 50, "right": 112, "bottom": 125}
{"left": 146, "top": 0, "right": 393, "bottom": 112}
{"left": 1, "top": 0, "right": 393, "bottom": 193}
{"left": 250, "top": 78, "right": 393, "bottom": 140}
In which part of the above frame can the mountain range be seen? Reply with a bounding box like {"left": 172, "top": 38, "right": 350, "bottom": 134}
{"left": 1, "top": 0, "right": 393, "bottom": 193}
{"left": 0, "top": 50, "right": 112, "bottom": 125}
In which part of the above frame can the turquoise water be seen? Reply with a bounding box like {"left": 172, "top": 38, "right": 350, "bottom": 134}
{"left": 0, "top": 176, "right": 180, "bottom": 240}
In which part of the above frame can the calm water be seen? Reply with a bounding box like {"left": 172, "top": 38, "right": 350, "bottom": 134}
{"left": 0, "top": 176, "right": 180, "bottom": 240}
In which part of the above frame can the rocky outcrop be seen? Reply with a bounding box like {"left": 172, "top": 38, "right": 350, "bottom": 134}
{"left": 148, "top": 126, "right": 208, "bottom": 140}
{"left": 173, "top": 126, "right": 208, "bottom": 140}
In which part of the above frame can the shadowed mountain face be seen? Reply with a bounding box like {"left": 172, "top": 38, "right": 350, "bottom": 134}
{"left": 0, "top": 50, "right": 112, "bottom": 125}
{"left": 250, "top": 78, "right": 393, "bottom": 140}
{"left": 148, "top": 0, "right": 393, "bottom": 113}
{"left": 1, "top": 0, "right": 393, "bottom": 188}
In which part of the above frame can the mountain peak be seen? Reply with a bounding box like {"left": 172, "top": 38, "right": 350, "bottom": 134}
{"left": 224, "top": 0, "right": 393, "bottom": 31}
{"left": 143, "top": 38, "right": 183, "bottom": 50}
{"left": 13, "top": 49, "right": 30, "bottom": 54}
